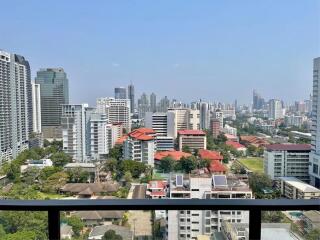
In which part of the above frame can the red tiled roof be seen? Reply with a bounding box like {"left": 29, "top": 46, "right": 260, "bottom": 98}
{"left": 226, "top": 141, "right": 246, "bottom": 149}
{"left": 266, "top": 144, "right": 311, "bottom": 151}
{"left": 198, "top": 149, "right": 223, "bottom": 161}
{"left": 150, "top": 190, "right": 166, "bottom": 196}
{"left": 147, "top": 180, "right": 166, "bottom": 189}
{"left": 178, "top": 130, "right": 206, "bottom": 135}
{"left": 209, "top": 161, "right": 227, "bottom": 173}
{"left": 154, "top": 150, "right": 192, "bottom": 161}
{"left": 225, "top": 134, "right": 238, "bottom": 140}
{"left": 129, "top": 128, "right": 155, "bottom": 141}
{"left": 115, "top": 135, "right": 128, "bottom": 145}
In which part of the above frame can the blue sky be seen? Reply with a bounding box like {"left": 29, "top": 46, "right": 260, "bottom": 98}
{"left": 1, "top": 0, "right": 319, "bottom": 105}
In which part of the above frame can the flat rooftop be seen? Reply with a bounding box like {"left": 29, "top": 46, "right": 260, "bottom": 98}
{"left": 279, "top": 177, "right": 320, "bottom": 193}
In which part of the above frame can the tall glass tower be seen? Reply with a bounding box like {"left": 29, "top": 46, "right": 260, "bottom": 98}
{"left": 128, "top": 84, "right": 135, "bottom": 113}
{"left": 35, "top": 68, "right": 69, "bottom": 138}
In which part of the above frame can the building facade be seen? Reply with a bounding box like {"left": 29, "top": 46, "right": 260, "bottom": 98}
{"left": 178, "top": 130, "right": 207, "bottom": 152}
{"left": 123, "top": 128, "right": 156, "bottom": 166}
{"left": 35, "top": 68, "right": 69, "bottom": 139}
{"left": 114, "top": 87, "right": 127, "bottom": 99}
{"left": 32, "top": 83, "right": 41, "bottom": 133}
{"left": 310, "top": 57, "right": 320, "bottom": 187}
{"left": 264, "top": 144, "right": 311, "bottom": 182}
{"left": 128, "top": 84, "right": 135, "bottom": 113}
{"left": 268, "top": 99, "right": 283, "bottom": 120}
{"left": 0, "top": 50, "right": 32, "bottom": 163}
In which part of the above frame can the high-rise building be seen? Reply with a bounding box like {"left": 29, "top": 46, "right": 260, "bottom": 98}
{"left": 252, "top": 90, "right": 265, "bottom": 110}
{"left": 96, "top": 97, "right": 131, "bottom": 132}
{"left": 35, "top": 68, "right": 69, "bottom": 139}
{"left": 114, "top": 87, "right": 127, "bottom": 99}
{"left": 310, "top": 57, "right": 320, "bottom": 187}
{"left": 158, "top": 96, "right": 170, "bottom": 112}
{"left": 214, "top": 110, "right": 224, "bottom": 130}
{"left": 32, "top": 83, "right": 42, "bottom": 133}
{"left": 138, "top": 93, "right": 150, "bottom": 118}
{"left": 268, "top": 99, "right": 283, "bottom": 120}
{"left": 61, "top": 104, "right": 89, "bottom": 162}
{"left": 200, "top": 102, "right": 210, "bottom": 130}
{"left": 0, "top": 50, "right": 33, "bottom": 163}
{"left": 128, "top": 84, "right": 135, "bottom": 113}
{"left": 150, "top": 93, "right": 157, "bottom": 112}
{"left": 178, "top": 130, "right": 207, "bottom": 152}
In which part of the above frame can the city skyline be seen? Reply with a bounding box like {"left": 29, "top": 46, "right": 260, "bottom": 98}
{"left": 1, "top": 0, "right": 319, "bottom": 105}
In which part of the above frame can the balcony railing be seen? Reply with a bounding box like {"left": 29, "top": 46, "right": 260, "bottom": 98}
{"left": 0, "top": 199, "right": 318, "bottom": 240}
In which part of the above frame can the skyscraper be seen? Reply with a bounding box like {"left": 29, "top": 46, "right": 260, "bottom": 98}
{"left": 138, "top": 93, "right": 150, "bottom": 118}
{"left": 268, "top": 99, "right": 283, "bottom": 120}
{"left": 114, "top": 87, "right": 127, "bottom": 99}
{"left": 0, "top": 50, "right": 32, "bottom": 163}
{"left": 128, "top": 84, "right": 135, "bottom": 113}
{"left": 35, "top": 68, "right": 69, "bottom": 139}
{"left": 32, "top": 83, "right": 41, "bottom": 133}
{"left": 310, "top": 57, "right": 320, "bottom": 187}
{"left": 200, "top": 102, "right": 210, "bottom": 130}
{"left": 252, "top": 90, "right": 265, "bottom": 110}
{"left": 150, "top": 92, "right": 157, "bottom": 113}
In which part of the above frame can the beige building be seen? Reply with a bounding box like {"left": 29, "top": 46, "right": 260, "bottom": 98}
{"left": 178, "top": 130, "right": 207, "bottom": 152}
{"left": 277, "top": 177, "right": 320, "bottom": 199}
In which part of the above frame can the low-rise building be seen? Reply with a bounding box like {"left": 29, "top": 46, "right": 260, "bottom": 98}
{"left": 123, "top": 128, "right": 156, "bottom": 166}
{"left": 264, "top": 144, "right": 311, "bottom": 182}
{"left": 178, "top": 130, "right": 207, "bottom": 152}
{"left": 277, "top": 177, "right": 320, "bottom": 199}
{"left": 226, "top": 141, "right": 247, "bottom": 154}
{"left": 156, "top": 136, "right": 174, "bottom": 151}
{"left": 154, "top": 150, "right": 192, "bottom": 165}
{"left": 146, "top": 180, "right": 167, "bottom": 199}
{"left": 74, "top": 210, "right": 125, "bottom": 227}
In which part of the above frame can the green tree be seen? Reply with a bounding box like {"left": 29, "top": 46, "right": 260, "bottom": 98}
{"left": 124, "top": 171, "right": 133, "bottom": 183}
{"left": 221, "top": 150, "right": 230, "bottom": 164}
{"left": 64, "top": 215, "right": 84, "bottom": 237}
{"left": 102, "top": 230, "right": 123, "bottom": 240}
{"left": 214, "top": 133, "right": 227, "bottom": 145}
{"left": 22, "top": 167, "right": 41, "bottom": 185}
{"left": 198, "top": 159, "right": 210, "bottom": 169}
{"left": 158, "top": 156, "right": 175, "bottom": 173}
{"left": 51, "top": 152, "right": 72, "bottom": 167}
{"left": 182, "top": 145, "right": 191, "bottom": 153}
{"left": 1, "top": 183, "right": 42, "bottom": 200}
{"left": 249, "top": 173, "right": 273, "bottom": 198}
{"left": 119, "top": 160, "right": 146, "bottom": 178}
{"left": 3, "top": 230, "right": 38, "bottom": 240}
{"left": 262, "top": 211, "right": 284, "bottom": 223}
{"left": 109, "top": 145, "right": 123, "bottom": 160}
{"left": 67, "top": 168, "right": 89, "bottom": 183}
{"left": 42, "top": 171, "right": 69, "bottom": 193}
{"left": 39, "top": 166, "right": 62, "bottom": 181}
{"left": 104, "top": 158, "right": 118, "bottom": 172}
{"left": 247, "top": 145, "right": 258, "bottom": 156}
{"left": 175, "top": 156, "right": 197, "bottom": 173}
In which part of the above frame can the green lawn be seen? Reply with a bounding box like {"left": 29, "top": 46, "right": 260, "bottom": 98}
{"left": 238, "top": 157, "right": 264, "bottom": 173}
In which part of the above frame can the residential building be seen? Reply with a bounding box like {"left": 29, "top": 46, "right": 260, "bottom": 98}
{"left": 226, "top": 141, "right": 247, "bottom": 154}
{"left": 178, "top": 130, "right": 207, "bottom": 152}
{"left": 145, "top": 112, "right": 175, "bottom": 138}
{"left": 156, "top": 136, "right": 175, "bottom": 151}
{"left": 32, "top": 83, "right": 41, "bottom": 133}
{"left": 146, "top": 180, "right": 167, "bottom": 199}
{"left": 137, "top": 93, "right": 150, "bottom": 118}
{"left": 114, "top": 87, "right": 127, "bottom": 99}
{"left": 264, "top": 144, "right": 311, "bottom": 182}
{"left": 284, "top": 115, "right": 303, "bottom": 127}
{"left": 310, "top": 57, "right": 320, "bottom": 187}
{"left": 277, "top": 177, "right": 320, "bottom": 199}
{"left": 128, "top": 84, "right": 135, "bottom": 113}
{"left": 61, "top": 104, "right": 89, "bottom": 162}
{"left": 223, "top": 124, "right": 237, "bottom": 136}
{"left": 214, "top": 110, "right": 224, "bottom": 130}
{"left": 123, "top": 128, "right": 156, "bottom": 166}
{"left": 35, "top": 68, "right": 69, "bottom": 139}
{"left": 96, "top": 97, "right": 131, "bottom": 131}
{"left": 88, "top": 225, "right": 133, "bottom": 240}
{"left": 268, "top": 99, "right": 283, "bottom": 120}
{"left": 0, "top": 50, "right": 32, "bottom": 163}
{"left": 210, "top": 118, "right": 220, "bottom": 138}
{"left": 189, "top": 109, "right": 200, "bottom": 131}
{"left": 166, "top": 174, "right": 253, "bottom": 240}
{"left": 154, "top": 150, "right": 192, "bottom": 165}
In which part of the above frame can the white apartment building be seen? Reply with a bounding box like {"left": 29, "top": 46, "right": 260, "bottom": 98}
{"left": 62, "top": 104, "right": 89, "bottom": 162}
{"left": 214, "top": 110, "right": 224, "bottom": 130}
{"left": 264, "top": 144, "right": 311, "bottom": 182}
{"left": 277, "top": 177, "right": 320, "bottom": 199}
{"left": 310, "top": 57, "right": 320, "bottom": 188}
{"left": 123, "top": 128, "right": 156, "bottom": 166}
{"left": 166, "top": 174, "right": 252, "bottom": 240}
{"left": 0, "top": 50, "right": 32, "bottom": 163}
{"left": 189, "top": 109, "right": 200, "bottom": 131}
{"left": 222, "top": 124, "right": 237, "bottom": 137}
{"left": 145, "top": 112, "right": 175, "bottom": 138}
{"left": 268, "top": 99, "right": 283, "bottom": 120}
{"left": 32, "top": 83, "right": 41, "bottom": 133}
{"left": 96, "top": 97, "right": 131, "bottom": 132}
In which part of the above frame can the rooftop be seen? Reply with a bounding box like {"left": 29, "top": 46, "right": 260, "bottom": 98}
{"left": 226, "top": 140, "right": 246, "bottom": 149}
{"left": 266, "top": 144, "right": 311, "bottom": 151}
{"left": 279, "top": 177, "right": 320, "bottom": 193}
{"left": 154, "top": 150, "right": 192, "bottom": 161}
{"left": 178, "top": 129, "right": 206, "bottom": 135}
{"left": 199, "top": 149, "right": 223, "bottom": 161}
{"left": 128, "top": 128, "right": 155, "bottom": 140}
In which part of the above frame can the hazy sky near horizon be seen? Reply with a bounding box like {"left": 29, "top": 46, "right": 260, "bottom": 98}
{"left": 1, "top": 0, "right": 319, "bottom": 105}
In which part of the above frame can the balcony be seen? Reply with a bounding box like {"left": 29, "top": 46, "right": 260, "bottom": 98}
{"left": 0, "top": 199, "right": 318, "bottom": 239}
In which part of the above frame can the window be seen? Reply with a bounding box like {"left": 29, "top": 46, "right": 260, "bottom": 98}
{"left": 313, "top": 164, "right": 319, "bottom": 174}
